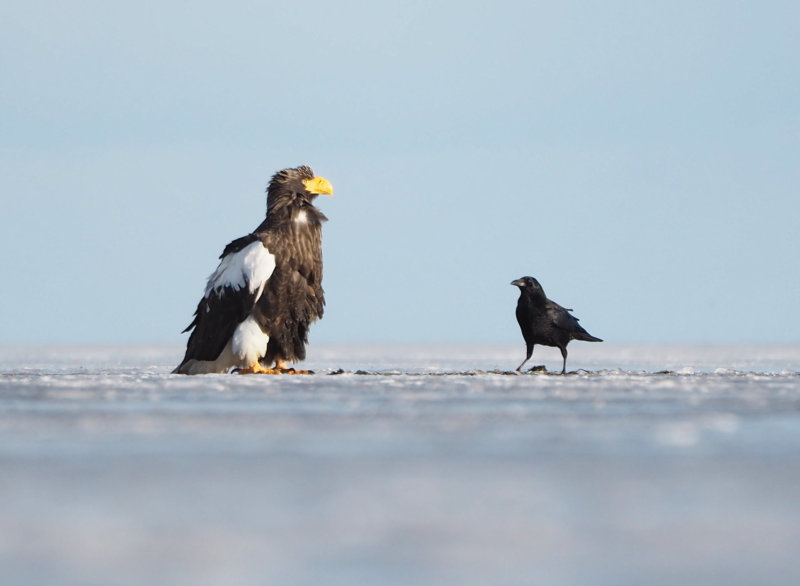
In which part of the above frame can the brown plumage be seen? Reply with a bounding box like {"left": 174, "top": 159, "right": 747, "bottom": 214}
{"left": 173, "top": 166, "right": 333, "bottom": 374}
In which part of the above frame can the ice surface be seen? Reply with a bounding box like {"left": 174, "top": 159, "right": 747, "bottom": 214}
{"left": 1, "top": 344, "right": 799, "bottom": 586}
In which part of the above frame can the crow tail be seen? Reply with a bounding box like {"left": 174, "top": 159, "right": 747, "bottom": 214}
{"left": 575, "top": 330, "right": 603, "bottom": 343}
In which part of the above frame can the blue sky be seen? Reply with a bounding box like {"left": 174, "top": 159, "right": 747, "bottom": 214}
{"left": 1, "top": 1, "right": 798, "bottom": 345}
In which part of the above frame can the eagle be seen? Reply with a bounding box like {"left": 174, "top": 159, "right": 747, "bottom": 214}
{"left": 173, "top": 165, "right": 333, "bottom": 375}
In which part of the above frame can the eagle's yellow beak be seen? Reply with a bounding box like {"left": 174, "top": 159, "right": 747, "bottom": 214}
{"left": 303, "top": 176, "right": 334, "bottom": 196}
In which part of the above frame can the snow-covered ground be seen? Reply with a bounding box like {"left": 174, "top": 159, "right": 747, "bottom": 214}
{"left": 1, "top": 344, "right": 799, "bottom": 586}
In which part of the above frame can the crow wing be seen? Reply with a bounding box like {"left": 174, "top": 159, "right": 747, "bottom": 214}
{"left": 546, "top": 299, "right": 582, "bottom": 333}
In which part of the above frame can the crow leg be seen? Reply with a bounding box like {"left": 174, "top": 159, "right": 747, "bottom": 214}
{"left": 516, "top": 344, "right": 534, "bottom": 371}
{"left": 559, "top": 346, "right": 568, "bottom": 374}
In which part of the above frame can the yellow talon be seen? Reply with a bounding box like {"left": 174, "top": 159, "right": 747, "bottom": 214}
{"left": 235, "top": 364, "right": 313, "bottom": 375}
{"left": 235, "top": 363, "right": 278, "bottom": 375}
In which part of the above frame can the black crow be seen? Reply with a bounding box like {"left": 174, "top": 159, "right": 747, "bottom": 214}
{"left": 511, "top": 276, "right": 602, "bottom": 374}
{"left": 174, "top": 166, "right": 333, "bottom": 375}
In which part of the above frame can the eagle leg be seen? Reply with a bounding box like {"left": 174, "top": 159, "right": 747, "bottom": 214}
{"left": 243, "top": 359, "right": 314, "bottom": 375}
{"left": 273, "top": 360, "right": 313, "bottom": 374}
{"left": 235, "top": 363, "right": 283, "bottom": 375}
{"left": 278, "top": 368, "right": 314, "bottom": 375}
{"left": 236, "top": 368, "right": 314, "bottom": 374}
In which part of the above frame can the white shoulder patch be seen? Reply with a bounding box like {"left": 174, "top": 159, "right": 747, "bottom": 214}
{"left": 204, "top": 240, "right": 275, "bottom": 301}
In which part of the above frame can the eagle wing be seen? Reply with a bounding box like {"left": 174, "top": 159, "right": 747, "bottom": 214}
{"left": 179, "top": 235, "right": 275, "bottom": 364}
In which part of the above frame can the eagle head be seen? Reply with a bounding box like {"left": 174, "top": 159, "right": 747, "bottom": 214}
{"left": 266, "top": 165, "right": 333, "bottom": 220}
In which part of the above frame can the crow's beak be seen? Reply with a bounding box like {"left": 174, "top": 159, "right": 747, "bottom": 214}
{"left": 510, "top": 279, "right": 523, "bottom": 287}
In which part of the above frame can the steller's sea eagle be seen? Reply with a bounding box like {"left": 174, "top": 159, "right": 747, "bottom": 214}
{"left": 173, "top": 165, "right": 333, "bottom": 374}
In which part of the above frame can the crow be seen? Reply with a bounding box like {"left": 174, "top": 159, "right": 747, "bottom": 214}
{"left": 511, "top": 276, "right": 602, "bottom": 374}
